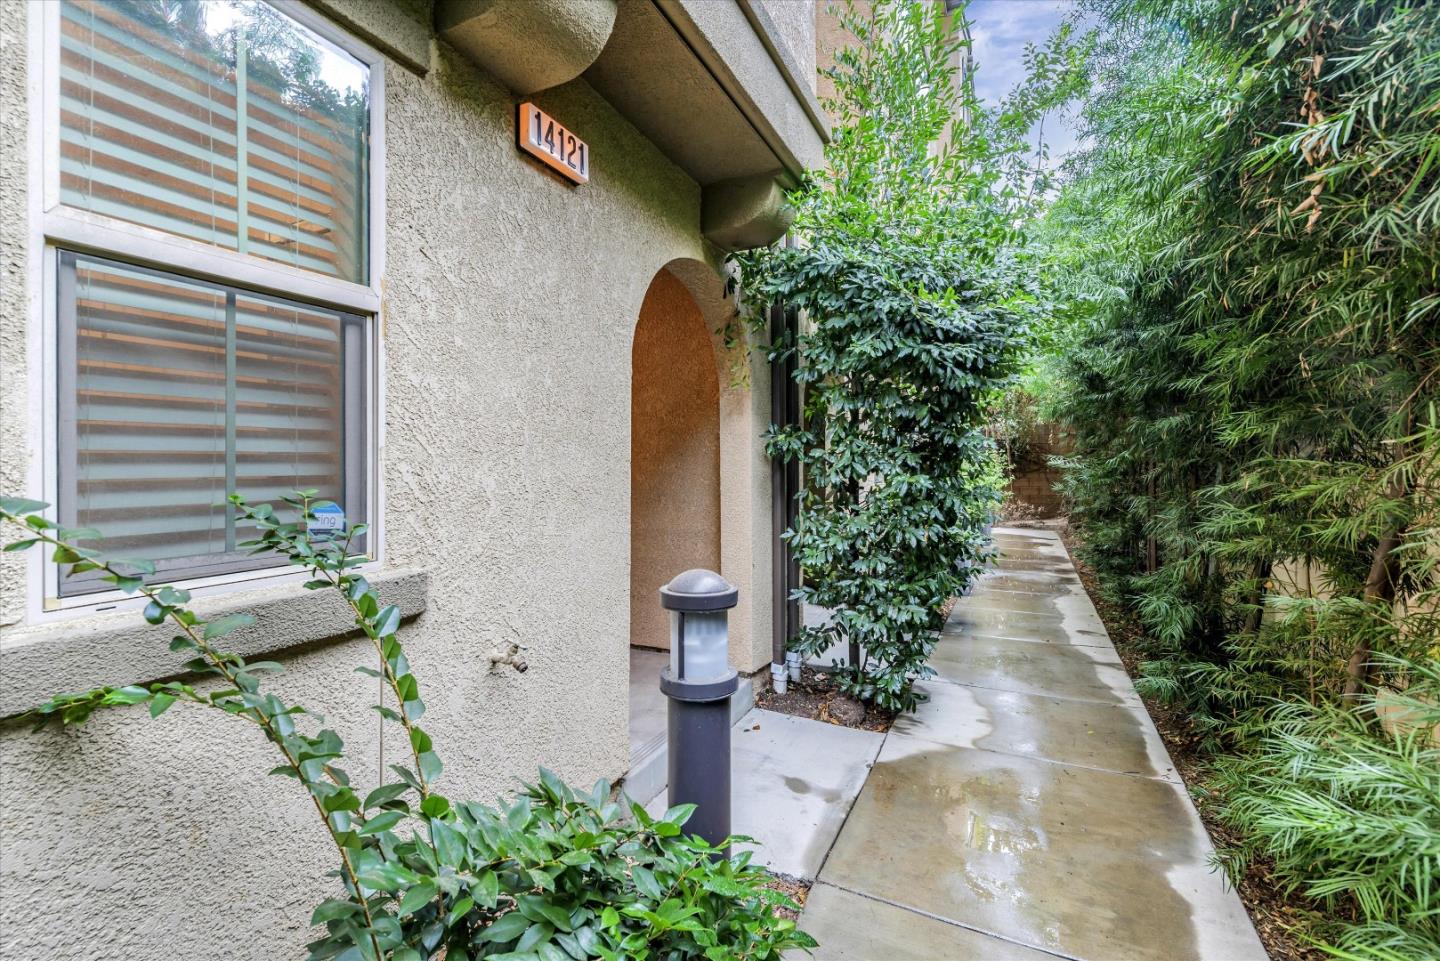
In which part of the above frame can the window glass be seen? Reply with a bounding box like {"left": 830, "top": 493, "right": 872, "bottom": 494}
{"left": 58, "top": 251, "right": 367, "bottom": 594}
{"left": 59, "top": 0, "right": 370, "bottom": 282}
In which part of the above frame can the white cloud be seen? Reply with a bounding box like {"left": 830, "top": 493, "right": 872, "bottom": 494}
{"left": 965, "top": 0, "right": 1084, "bottom": 162}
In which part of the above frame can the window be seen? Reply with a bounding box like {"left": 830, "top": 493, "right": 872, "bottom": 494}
{"left": 57, "top": 252, "right": 368, "bottom": 595}
{"left": 39, "top": 1, "right": 382, "bottom": 605}
{"left": 58, "top": 0, "right": 370, "bottom": 281}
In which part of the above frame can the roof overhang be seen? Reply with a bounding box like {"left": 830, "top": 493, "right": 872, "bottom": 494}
{"left": 435, "top": 0, "right": 828, "bottom": 248}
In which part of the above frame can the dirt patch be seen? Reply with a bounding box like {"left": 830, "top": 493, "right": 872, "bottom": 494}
{"left": 755, "top": 666, "right": 897, "bottom": 733}
{"left": 938, "top": 594, "right": 958, "bottom": 623}
{"left": 1060, "top": 527, "right": 1329, "bottom": 961}
{"left": 1000, "top": 499, "right": 1050, "bottom": 523}
{"left": 761, "top": 873, "right": 811, "bottom": 922}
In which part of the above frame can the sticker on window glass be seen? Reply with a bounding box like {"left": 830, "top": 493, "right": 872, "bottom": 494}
{"left": 310, "top": 503, "right": 346, "bottom": 540}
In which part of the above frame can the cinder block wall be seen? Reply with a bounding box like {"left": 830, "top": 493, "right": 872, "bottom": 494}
{"left": 1004, "top": 423, "right": 1070, "bottom": 519}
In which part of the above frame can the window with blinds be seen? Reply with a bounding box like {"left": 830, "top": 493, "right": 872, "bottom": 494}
{"left": 43, "top": 1, "right": 377, "bottom": 599}
{"left": 57, "top": 251, "right": 368, "bottom": 596}
{"left": 58, "top": 0, "right": 369, "bottom": 283}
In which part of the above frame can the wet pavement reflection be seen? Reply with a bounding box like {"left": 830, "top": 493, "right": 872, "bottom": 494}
{"left": 799, "top": 527, "right": 1267, "bottom": 961}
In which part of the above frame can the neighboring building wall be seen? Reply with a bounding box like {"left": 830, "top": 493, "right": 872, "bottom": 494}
{"left": 631, "top": 269, "right": 722, "bottom": 652}
{"left": 0, "top": 2, "right": 774, "bottom": 958}
{"left": 814, "top": 0, "right": 968, "bottom": 133}
{"left": 814, "top": 0, "right": 870, "bottom": 110}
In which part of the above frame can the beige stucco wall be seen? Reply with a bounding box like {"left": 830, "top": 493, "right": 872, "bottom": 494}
{"left": 0, "top": 2, "right": 774, "bottom": 957}
{"left": 630, "top": 269, "right": 723, "bottom": 651}
{"left": 755, "top": 0, "right": 818, "bottom": 95}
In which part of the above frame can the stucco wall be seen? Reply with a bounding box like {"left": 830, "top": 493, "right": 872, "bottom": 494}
{"left": 630, "top": 269, "right": 723, "bottom": 652}
{"left": 0, "top": 2, "right": 773, "bottom": 957}
{"left": 755, "top": 0, "right": 818, "bottom": 94}
{"left": 0, "top": 0, "right": 28, "bottom": 632}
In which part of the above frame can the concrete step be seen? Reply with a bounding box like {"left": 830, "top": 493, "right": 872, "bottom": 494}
{"left": 623, "top": 673, "right": 754, "bottom": 807}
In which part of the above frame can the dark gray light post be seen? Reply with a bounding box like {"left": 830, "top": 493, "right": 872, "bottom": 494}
{"left": 659, "top": 568, "right": 738, "bottom": 854}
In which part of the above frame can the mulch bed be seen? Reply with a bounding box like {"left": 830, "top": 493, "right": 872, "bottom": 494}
{"left": 1060, "top": 527, "right": 1330, "bottom": 961}
{"left": 755, "top": 665, "right": 897, "bottom": 733}
{"left": 761, "top": 874, "right": 811, "bottom": 922}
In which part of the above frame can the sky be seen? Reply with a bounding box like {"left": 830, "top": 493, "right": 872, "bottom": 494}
{"left": 965, "top": 0, "right": 1085, "bottom": 164}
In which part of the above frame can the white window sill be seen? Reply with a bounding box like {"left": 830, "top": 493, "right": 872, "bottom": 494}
{"left": 1, "top": 567, "right": 429, "bottom": 718}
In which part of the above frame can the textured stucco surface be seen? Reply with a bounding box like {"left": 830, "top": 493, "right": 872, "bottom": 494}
{"left": 753, "top": 0, "right": 818, "bottom": 95}
{"left": 436, "top": 0, "right": 617, "bottom": 95}
{"left": 0, "top": 3, "right": 777, "bottom": 957}
{"left": 674, "top": 0, "right": 826, "bottom": 175}
{"left": 0, "top": 0, "right": 28, "bottom": 631}
{"left": 631, "top": 269, "right": 722, "bottom": 652}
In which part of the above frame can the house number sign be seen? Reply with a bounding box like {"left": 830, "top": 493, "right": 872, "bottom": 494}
{"left": 518, "top": 102, "right": 589, "bottom": 185}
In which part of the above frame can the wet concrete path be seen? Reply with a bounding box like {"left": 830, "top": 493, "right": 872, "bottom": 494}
{"left": 798, "top": 527, "right": 1267, "bottom": 961}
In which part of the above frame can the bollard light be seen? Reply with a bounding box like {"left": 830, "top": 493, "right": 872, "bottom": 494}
{"left": 659, "top": 568, "right": 739, "bottom": 854}
{"left": 664, "top": 569, "right": 737, "bottom": 682}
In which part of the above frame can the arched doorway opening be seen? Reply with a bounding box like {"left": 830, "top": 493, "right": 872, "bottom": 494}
{"left": 630, "top": 268, "right": 722, "bottom": 650}
{"left": 627, "top": 266, "right": 722, "bottom": 787}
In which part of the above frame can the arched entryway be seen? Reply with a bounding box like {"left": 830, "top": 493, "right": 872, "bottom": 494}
{"left": 625, "top": 258, "right": 775, "bottom": 801}
{"left": 629, "top": 268, "right": 721, "bottom": 651}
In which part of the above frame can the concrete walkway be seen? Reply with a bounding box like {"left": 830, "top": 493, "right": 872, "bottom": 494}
{"left": 798, "top": 527, "right": 1267, "bottom": 961}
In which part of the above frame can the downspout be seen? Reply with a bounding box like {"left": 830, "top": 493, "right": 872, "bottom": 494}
{"left": 769, "top": 298, "right": 790, "bottom": 694}
{"left": 769, "top": 235, "right": 804, "bottom": 693}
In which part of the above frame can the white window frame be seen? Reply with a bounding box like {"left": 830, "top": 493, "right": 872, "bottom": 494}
{"left": 24, "top": 0, "right": 387, "bottom": 620}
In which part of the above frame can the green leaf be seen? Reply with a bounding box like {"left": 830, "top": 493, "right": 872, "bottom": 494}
{"left": 148, "top": 692, "right": 178, "bottom": 718}
{"left": 430, "top": 818, "right": 465, "bottom": 867}
{"left": 519, "top": 895, "right": 574, "bottom": 933}
{"left": 357, "top": 810, "right": 405, "bottom": 836}
{"left": 0, "top": 497, "right": 49, "bottom": 514}
{"left": 477, "top": 911, "right": 531, "bottom": 944}
{"left": 419, "top": 793, "right": 450, "bottom": 819}
{"left": 418, "top": 750, "right": 442, "bottom": 785}
{"left": 516, "top": 921, "right": 554, "bottom": 953}
{"left": 373, "top": 604, "right": 401, "bottom": 638}
{"left": 310, "top": 898, "right": 362, "bottom": 925}
{"left": 108, "top": 686, "right": 152, "bottom": 706}
{"left": 203, "top": 613, "right": 255, "bottom": 640}
{"left": 396, "top": 881, "right": 436, "bottom": 916}
{"left": 446, "top": 895, "right": 474, "bottom": 928}
{"left": 363, "top": 783, "right": 411, "bottom": 809}
{"left": 630, "top": 865, "right": 663, "bottom": 901}
{"left": 473, "top": 870, "right": 500, "bottom": 909}
{"left": 661, "top": 803, "right": 696, "bottom": 827}
{"left": 389, "top": 765, "right": 423, "bottom": 791}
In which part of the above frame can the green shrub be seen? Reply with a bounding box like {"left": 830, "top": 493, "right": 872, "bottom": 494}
{"left": 1209, "top": 656, "right": 1440, "bottom": 961}
{"left": 1, "top": 494, "right": 812, "bottom": 961}
{"left": 734, "top": 0, "right": 1084, "bottom": 711}
{"left": 1035, "top": 0, "right": 1440, "bottom": 953}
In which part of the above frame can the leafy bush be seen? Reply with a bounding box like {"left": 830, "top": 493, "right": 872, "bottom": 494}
{"left": 1, "top": 494, "right": 812, "bottom": 961}
{"left": 1036, "top": 0, "right": 1440, "bottom": 954}
{"left": 1209, "top": 657, "right": 1440, "bottom": 961}
{"left": 734, "top": 0, "right": 1082, "bottom": 711}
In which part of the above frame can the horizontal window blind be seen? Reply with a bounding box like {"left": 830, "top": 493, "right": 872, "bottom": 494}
{"left": 58, "top": 0, "right": 369, "bottom": 283}
{"left": 58, "top": 251, "right": 367, "bottom": 595}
